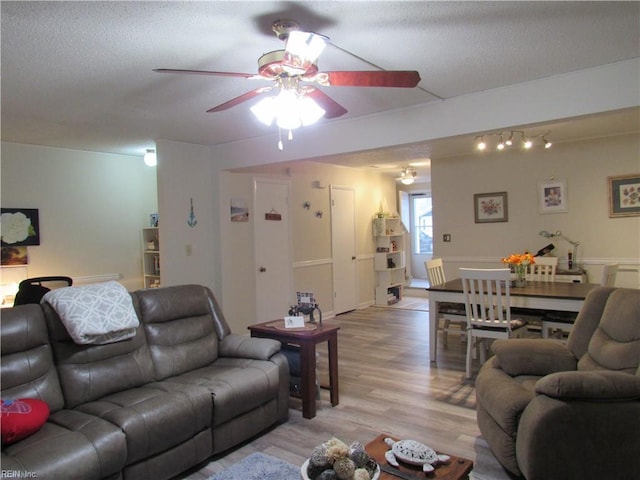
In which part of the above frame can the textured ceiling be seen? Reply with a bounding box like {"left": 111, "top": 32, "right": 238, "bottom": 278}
{"left": 1, "top": 1, "right": 639, "bottom": 175}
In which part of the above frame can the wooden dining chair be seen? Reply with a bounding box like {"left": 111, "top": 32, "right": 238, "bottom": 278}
{"left": 526, "top": 256, "right": 558, "bottom": 282}
{"left": 460, "top": 268, "right": 528, "bottom": 379}
{"left": 425, "top": 259, "right": 466, "bottom": 348}
{"left": 600, "top": 263, "right": 619, "bottom": 286}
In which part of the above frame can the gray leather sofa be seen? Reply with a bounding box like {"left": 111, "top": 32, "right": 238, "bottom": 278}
{"left": 475, "top": 287, "right": 640, "bottom": 480}
{"left": 1, "top": 284, "right": 289, "bottom": 480}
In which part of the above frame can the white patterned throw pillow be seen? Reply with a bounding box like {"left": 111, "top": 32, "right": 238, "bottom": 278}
{"left": 42, "top": 281, "right": 139, "bottom": 345}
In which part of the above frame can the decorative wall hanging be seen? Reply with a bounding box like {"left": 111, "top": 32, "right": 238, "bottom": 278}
{"left": 608, "top": 173, "right": 640, "bottom": 217}
{"left": 473, "top": 192, "right": 508, "bottom": 223}
{"left": 1, "top": 208, "right": 40, "bottom": 246}
{"left": 149, "top": 213, "right": 159, "bottom": 227}
{"left": 230, "top": 198, "right": 249, "bottom": 222}
{"left": 1, "top": 246, "right": 28, "bottom": 266}
{"left": 538, "top": 179, "right": 568, "bottom": 214}
{"left": 187, "top": 198, "right": 198, "bottom": 227}
{"left": 265, "top": 209, "right": 282, "bottom": 221}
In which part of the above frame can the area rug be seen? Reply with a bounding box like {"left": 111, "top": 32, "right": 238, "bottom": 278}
{"left": 207, "top": 452, "right": 300, "bottom": 480}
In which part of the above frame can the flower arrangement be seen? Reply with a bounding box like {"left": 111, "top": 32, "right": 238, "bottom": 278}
{"left": 304, "top": 437, "right": 378, "bottom": 480}
{"left": 501, "top": 252, "right": 535, "bottom": 285}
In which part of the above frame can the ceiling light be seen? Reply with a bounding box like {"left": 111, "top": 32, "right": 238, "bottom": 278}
{"left": 282, "top": 31, "right": 328, "bottom": 75}
{"left": 250, "top": 86, "right": 326, "bottom": 150}
{"left": 473, "top": 130, "right": 552, "bottom": 152}
{"left": 400, "top": 166, "right": 417, "bottom": 185}
{"left": 143, "top": 149, "right": 157, "bottom": 167}
{"left": 505, "top": 132, "right": 513, "bottom": 146}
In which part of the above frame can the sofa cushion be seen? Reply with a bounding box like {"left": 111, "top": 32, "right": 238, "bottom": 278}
{"left": 74, "top": 382, "right": 212, "bottom": 465}
{"left": 1, "top": 305, "right": 66, "bottom": 413}
{"left": 579, "top": 288, "right": 640, "bottom": 374}
{"left": 43, "top": 302, "right": 156, "bottom": 408}
{"left": 136, "top": 285, "right": 220, "bottom": 379}
{"left": 166, "top": 357, "right": 283, "bottom": 426}
{"left": 1, "top": 398, "right": 49, "bottom": 445}
{"left": 1, "top": 409, "right": 127, "bottom": 480}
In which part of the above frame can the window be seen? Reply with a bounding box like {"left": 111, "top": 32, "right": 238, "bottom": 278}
{"left": 412, "top": 194, "right": 432, "bottom": 255}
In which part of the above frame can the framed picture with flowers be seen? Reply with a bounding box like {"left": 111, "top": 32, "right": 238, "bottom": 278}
{"left": 538, "top": 179, "right": 568, "bottom": 214}
{"left": 474, "top": 192, "right": 508, "bottom": 223}
{"left": 1, "top": 208, "right": 40, "bottom": 246}
{"left": 608, "top": 173, "right": 640, "bottom": 218}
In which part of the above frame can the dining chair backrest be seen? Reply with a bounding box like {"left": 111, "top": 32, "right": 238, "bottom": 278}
{"left": 600, "top": 264, "right": 619, "bottom": 286}
{"left": 425, "top": 258, "right": 447, "bottom": 286}
{"left": 460, "top": 268, "right": 512, "bottom": 330}
{"left": 527, "top": 256, "right": 558, "bottom": 282}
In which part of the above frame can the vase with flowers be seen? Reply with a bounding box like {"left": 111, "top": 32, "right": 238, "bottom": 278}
{"left": 501, "top": 252, "right": 535, "bottom": 287}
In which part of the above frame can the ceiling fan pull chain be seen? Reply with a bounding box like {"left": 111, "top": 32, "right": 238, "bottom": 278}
{"left": 278, "top": 127, "right": 284, "bottom": 151}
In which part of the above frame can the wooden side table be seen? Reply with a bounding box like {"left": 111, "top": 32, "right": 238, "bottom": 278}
{"left": 248, "top": 320, "right": 340, "bottom": 419}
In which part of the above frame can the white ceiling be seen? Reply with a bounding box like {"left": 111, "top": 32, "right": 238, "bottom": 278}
{"left": 2, "top": 1, "right": 639, "bottom": 178}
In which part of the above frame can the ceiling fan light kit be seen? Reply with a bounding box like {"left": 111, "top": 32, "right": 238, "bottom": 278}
{"left": 475, "top": 130, "right": 552, "bottom": 152}
{"left": 154, "top": 18, "right": 421, "bottom": 150}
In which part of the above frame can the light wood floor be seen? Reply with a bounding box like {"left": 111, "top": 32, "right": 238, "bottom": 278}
{"left": 180, "top": 301, "right": 515, "bottom": 480}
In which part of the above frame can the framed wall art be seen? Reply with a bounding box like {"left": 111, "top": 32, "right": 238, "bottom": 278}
{"left": 474, "top": 192, "right": 508, "bottom": 223}
{"left": 608, "top": 173, "right": 640, "bottom": 218}
{"left": 538, "top": 179, "right": 568, "bottom": 214}
{"left": 1, "top": 208, "right": 40, "bottom": 246}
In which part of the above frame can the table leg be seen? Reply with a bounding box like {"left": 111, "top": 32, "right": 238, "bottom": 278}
{"left": 299, "top": 341, "right": 316, "bottom": 419}
{"left": 327, "top": 334, "right": 339, "bottom": 406}
{"left": 428, "top": 296, "right": 438, "bottom": 362}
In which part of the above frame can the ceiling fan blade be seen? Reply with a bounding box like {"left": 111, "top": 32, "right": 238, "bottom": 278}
{"left": 305, "top": 88, "right": 348, "bottom": 119}
{"left": 206, "top": 87, "right": 273, "bottom": 113}
{"left": 320, "top": 70, "right": 421, "bottom": 88}
{"left": 154, "top": 68, "right": 258, "bottom": 79}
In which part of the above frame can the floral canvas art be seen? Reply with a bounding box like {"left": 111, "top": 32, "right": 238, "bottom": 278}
{"left": 1, "top": 209, "right": 40, "bottom": 246}
{"left": 608, "top": 174, "right": 640, "bottom": 217}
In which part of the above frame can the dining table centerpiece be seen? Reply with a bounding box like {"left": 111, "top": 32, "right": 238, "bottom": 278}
{"left": 501, "top": 252, "right": 535, "bottom": 287}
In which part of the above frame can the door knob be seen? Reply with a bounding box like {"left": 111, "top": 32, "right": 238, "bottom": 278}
{"left": 259, "top": 266, "right": 267, "bottom": 272}
{"left": 352, "top": 256, "right": 356, "bottom": 260}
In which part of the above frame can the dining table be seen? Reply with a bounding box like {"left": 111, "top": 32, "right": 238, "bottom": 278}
{"left": 426, "top": 278, "right": 600, "bottom": 362}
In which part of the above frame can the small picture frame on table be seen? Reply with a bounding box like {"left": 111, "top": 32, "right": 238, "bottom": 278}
{"left": 608, "top": 173, "right": 640, "bottom": 218}
{"left": 474, "top": 192, "right": 508, "bottom": 223}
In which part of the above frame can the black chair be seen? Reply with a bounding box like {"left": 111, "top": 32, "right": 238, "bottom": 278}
{"left": 13, "top": 276, "right": 73, "bottom": 306}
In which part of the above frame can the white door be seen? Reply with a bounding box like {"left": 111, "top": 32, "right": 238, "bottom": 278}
{"left": 331, "top": 186, "right": 357, "bottom": 314}
{"left": 254, "top": 179, "right": 292, "bottom": 322}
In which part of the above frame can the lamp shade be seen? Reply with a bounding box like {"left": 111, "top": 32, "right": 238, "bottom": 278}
{"left": 282, "top": 31, "right": 328, "bottom": 75}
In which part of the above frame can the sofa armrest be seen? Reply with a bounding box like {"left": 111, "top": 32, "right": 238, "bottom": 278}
{"left": 536, "top": 370, "right": 640, "bottom": 400}
{"left": 219, "top": 333, "right": 281, "bottom": 360}
{"left": 491, "top": 338, "right": 577, "bottom": 376}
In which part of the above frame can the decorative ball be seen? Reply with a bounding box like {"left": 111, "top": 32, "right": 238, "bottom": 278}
{"left": 317, "top": 470, "right": 338, "bottom": 480}
{"left": 348, "top": 449, "right": 369, "bottom": 468}
{"left": 333, "top": 457, "right": 356, "bottom": 480}
{"left": 353, "top": 469, "right": 370, "bottom": 480}
{"left": 310, "top": 444, "right": 331, "bottom": 467}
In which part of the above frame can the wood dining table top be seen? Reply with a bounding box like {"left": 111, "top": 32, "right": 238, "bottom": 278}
{"left": 427, "top": 278, "right": 600, "bottom": 301}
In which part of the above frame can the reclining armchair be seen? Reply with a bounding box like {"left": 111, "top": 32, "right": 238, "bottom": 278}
{"left": 475, "top": 287, "right": 640, "bottom": 480}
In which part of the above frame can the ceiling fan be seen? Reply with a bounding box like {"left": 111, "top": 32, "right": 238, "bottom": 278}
{"left": 154, "top": 19, "right": 421, "bottom": 124}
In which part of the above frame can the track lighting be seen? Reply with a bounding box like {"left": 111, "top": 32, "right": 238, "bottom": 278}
{"left": 474, "top": 130, "right": 552, "bottom": 152}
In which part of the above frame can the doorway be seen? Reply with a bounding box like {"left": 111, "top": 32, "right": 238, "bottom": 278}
{"left": 408, "top": 192, "right": 433, "bottom": 281}
{"left": 254, "top": 178, "right": 292, "bottom": 323}
{"left": 330, "top": 186, "right": 357, "bottom": 314}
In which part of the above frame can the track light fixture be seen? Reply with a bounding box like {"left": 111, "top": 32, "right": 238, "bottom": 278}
{"left": 475, "top": 130, "right": 552, "bottom": 151}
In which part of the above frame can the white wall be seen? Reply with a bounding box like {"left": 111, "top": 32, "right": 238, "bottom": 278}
{"left": 432, "top": 133, "right": 640, "bottom": 288}
{"left": 155, "top": 139, "right": 217, "bottom": 291}
{"left": 1, "top": 142, "right": 157, "bottom": 290}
